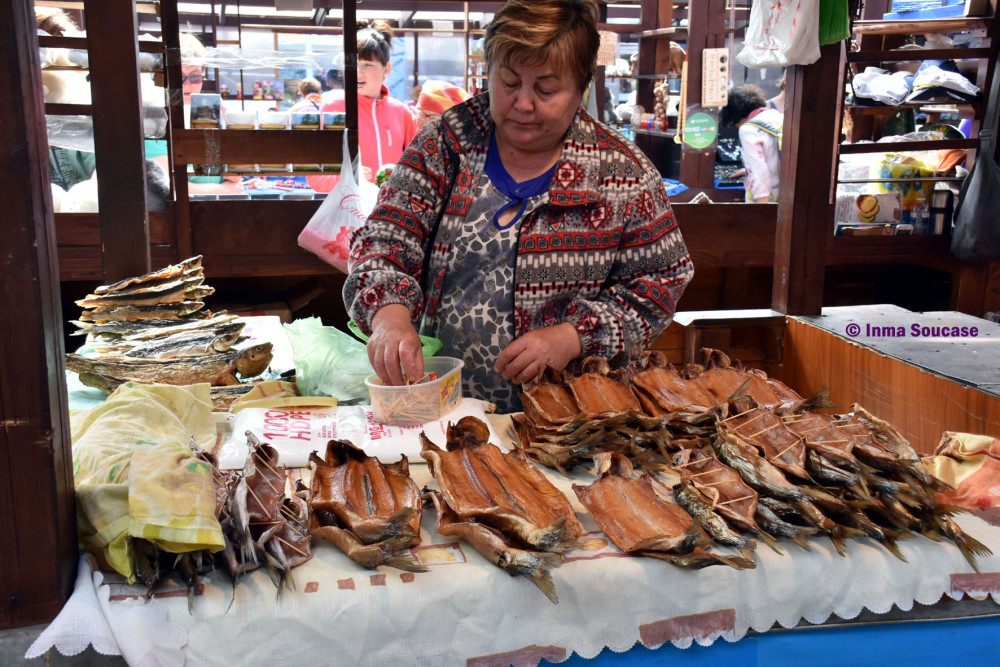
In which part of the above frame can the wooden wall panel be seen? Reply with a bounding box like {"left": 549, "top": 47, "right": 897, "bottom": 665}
{"left": 781, "top": 317, "right": 1000, "bottom": 455}
{"left": 189, "top": 201, "right": 338, "bottom": 277}
{"left": 0, "top": 0, "right": 75, "bottom": 628}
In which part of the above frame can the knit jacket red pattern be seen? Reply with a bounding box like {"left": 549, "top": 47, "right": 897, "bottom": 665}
{"left": 321, "top": 85, "right": 416, "bottom": 177}
{"left": 344, "top": 93, "right": 693, "bottom": 358}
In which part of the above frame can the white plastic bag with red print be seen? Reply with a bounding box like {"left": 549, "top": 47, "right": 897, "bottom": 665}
{"left": 298, "top": 132, "right": 379, "bottom": 273}
{"left": 736, "top": 0, "right": 822, "bottom": 68}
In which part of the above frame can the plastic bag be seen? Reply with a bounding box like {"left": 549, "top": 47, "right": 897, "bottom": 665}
{"left": 282, "top": 317, "right": 445, "bottom": 404}
{"left": 297, "top": 132, "right": 379, "bottom": 273}
{"left": 283, "top": 317, "right": 375, "bottom": 402}
{"left": 737, "top": 0, "right": 822, "bottom": 68}
{"left": 951, "top": 152, "right": 1000, "bottom": 262}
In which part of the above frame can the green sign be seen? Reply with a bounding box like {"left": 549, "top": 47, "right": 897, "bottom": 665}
{"left": 683, "top": 112, "right": 718, "bottom": 149}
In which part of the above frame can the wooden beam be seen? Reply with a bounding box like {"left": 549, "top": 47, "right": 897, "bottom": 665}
{"left": 85, "top": 0, "right": 151, "bottom": 281}
{"left": 772, "top": 42, "right": 844, "bottom": 315}
{"left": 0, "top": 0, "right": 76, "bottom": 629}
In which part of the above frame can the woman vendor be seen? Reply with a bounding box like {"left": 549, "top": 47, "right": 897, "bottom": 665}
{"left": 343, "top": 0, "right": 693, "bottom": 413}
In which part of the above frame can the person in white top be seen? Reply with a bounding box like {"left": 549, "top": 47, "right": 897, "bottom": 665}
{"left": 722, "top": 85, "right": 783, "bottom": 203}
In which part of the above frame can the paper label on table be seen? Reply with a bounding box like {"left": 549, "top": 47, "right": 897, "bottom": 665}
{"left": 217, "top": 397, "right": 501, "bottom": 468}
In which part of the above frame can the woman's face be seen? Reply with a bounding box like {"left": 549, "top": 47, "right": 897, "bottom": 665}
{"left": 358, "top": 58, "right": 389, "bottom": 99}
{"left": 182, "top": 64, "right": 205, "bottom": 105}
{"left": 489, "top": 59, "right": 582, "bottom": 156}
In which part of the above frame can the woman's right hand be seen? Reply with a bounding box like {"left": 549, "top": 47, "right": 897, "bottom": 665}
{"left": 368, "top": 304, "right": 424, "bottom": 385}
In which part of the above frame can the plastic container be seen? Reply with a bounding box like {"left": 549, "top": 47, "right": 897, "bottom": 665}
{"left": 365, "top": 356, "right": 464, "bottom": 426}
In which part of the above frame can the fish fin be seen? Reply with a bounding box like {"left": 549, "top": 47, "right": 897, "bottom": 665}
{"left": 753, "top": 529, "right": 784, "bottom": 555}
{"left": 881, "top": 535, "right": 908, "bottom": 563}
{"left": 705, "top": 549, "right": 757, "bottom": 570}
{"left": 520, "top": 552, "right": 562, "bottom": 604}
{"left": 829, "top": 524, "right": 866, "bottom": 556}
{"left": 934, "top": 503, "right": 972, "bottom": 517}
{"left": 789, "top": 534, "right": 813, "bottom": 552}
{"left": 385, "top": 551, "right": 428, "bottom": 573}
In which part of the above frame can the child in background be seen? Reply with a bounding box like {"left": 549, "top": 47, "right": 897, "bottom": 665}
{"left": 310, "top": 20, "right": 414, "bottom": 193}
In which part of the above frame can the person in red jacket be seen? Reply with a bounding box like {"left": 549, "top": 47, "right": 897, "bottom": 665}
{"left": 308, "top": 21, "right": 415, "bottom": 193}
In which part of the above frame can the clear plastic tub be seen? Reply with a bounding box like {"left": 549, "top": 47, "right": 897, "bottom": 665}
{"left": 365, "top": 356, "right": 464, "bottom": 426}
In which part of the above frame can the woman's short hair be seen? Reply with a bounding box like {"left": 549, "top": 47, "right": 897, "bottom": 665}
{"left": 298, "top": 77, "right": 322, "bottom": 96}
{"left": 357, "top": 20, "right": 393, "bottom": 66}
{"left": 721, "top": 84, "right": 767, "bottom": 127}
{"left": 483, "top": 0, "right": 600, "bottom": 93}
{"left": 179, "top": 32, "right": 207, "bottom": 63}
{"left": 35, "top": 7, "right": 79, "bottom": 36}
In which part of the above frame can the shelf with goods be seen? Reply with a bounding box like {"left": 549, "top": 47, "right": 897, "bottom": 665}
{"left": 834, "top": 0, "right": 1000, "bottom": 241}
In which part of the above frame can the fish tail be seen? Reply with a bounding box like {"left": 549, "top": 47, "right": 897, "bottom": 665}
{"left": 941, "top": 518, "right": 993, "bottom": 573}
{"left": 789, "top": 533, "right": 813, "bottom": 552}
{"left": 881, "top": 535, "right": 908, "bottom": 563}
{"left": 829, "top": 524, "right": 866, "bottom": 557}
{"left": 385, "top": 550, "right": 429, "bottom": 573}
{"left": 754, "top": 529, "right": 784, "bottom": 555}
{"left": 934, "top": 503, "right": 972, "bottom": 517}
{"left": 521, "top": 552, "right": 563, "bottom": 604}
{"left": 711, "top": 549, "right": 757, "bottom": 570}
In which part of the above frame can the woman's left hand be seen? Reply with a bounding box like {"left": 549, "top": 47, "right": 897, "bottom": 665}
{"left": 495, "top": 322, "right": 582, "bottom": 385}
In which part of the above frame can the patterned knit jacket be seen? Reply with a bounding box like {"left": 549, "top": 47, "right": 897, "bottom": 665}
{"left": 344, "top": 92, "right": 694, "bottom": 358}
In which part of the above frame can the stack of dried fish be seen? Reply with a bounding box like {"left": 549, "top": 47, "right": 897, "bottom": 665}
{"left": 128, "top": 433, "right": 312, "bottom": 605}
{"left": 63, "top": 256, "right": 274, "bottom": 408}
{"left": 514, "top": 348, "right": 992, "bottom": 571}
{"left": 308, "top": 440, "right": 426, "bottom": 572}
{"left": 574, "top": 452, "right": 755, "bottom": 569}
{"left": 211, "top": 433, "right": 312, "bottom": 592}
{"left": 421, "top": 417, "right": 583, "bottom": 603}
{"left": 513, "top": 358, "right": 679, "bottom": 473}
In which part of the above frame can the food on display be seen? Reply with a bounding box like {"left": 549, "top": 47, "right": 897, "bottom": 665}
{"left": 203, "top": 432, "right": 312, "bottom": 593}
{"left": 64, "top": 255, "right": 273, "bottom": 409}
{"left": 421, "top": 417, "right": 583, "bottom": 603}
{"left": 308, "top": 440, "right": 426, "bottom": 572}
{"left": 515, "top": 348, "right": 992, "bottom": 570}
{"left": 573, "top": 452, "right": 755, "bottom": 569}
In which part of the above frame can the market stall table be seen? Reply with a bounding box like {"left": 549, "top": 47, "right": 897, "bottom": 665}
{"left": 60, "top": 412, "right": 999, "bottom": 666}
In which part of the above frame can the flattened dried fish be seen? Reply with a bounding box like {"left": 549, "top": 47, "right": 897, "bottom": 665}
{"left": 421, "top": 417, "right": 582, "bottom": 601}
{"left": 65, "top": 342, "right": 272, "bottom": 386}
{"left": 574, "top": 453, "right": 754, "bottom": 569}
{"left": 76, "top": 276, "right": 205, "bottom": 308}
{"left": 630, "top": 351, "right": 715, "bottom": 413}
{"left": 79, "top": 301, "right": 205, "bottom": 322}
{"left": 309, "top": 439, "right": 425, "bottom": 572}
{"left": 93, "top": 255, "right": 203, "bottom": 294}
{"left": 123, "top": 324, "right": 244, "bottom": 358}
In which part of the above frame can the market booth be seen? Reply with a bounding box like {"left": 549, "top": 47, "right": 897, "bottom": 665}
{"left": 4, "top": 0, "right": 1000, "bottom": 664}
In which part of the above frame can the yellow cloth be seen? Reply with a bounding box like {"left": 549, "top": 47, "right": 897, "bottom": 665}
{"left": 923, "top": 431, "right": 1000, "bottom": 509}
{"left": 72, "top": 382, "right": 224, "bottom": 581}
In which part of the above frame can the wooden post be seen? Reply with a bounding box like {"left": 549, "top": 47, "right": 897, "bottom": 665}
{"left": 678, "top": 0, "right": 726, "bottom": 189}
{"left": 772, "top": 42, "right": 845, "bottom": 315}
{"left": 0, "top": 0, "right": 76, "bottom": 629}
{"left": 85, "top": 0, "right": 152, "bottom": 281}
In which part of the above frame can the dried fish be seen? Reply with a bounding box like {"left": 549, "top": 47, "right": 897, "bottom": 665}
{"left": 79, "top": 301, "right": 206, "bottom": 323}
{"left": 421, "top": 416, "right": 582, "bottom": 601}
{"left": 65, "top": 342, "right": 272, "bottom": 386}
{"left": 93, "top": 255, "right": 203, "bottom": 294}
{"left": 574, "top": 453, "right": 754, "bottom": 570}
{"left": 76, "top": 276, "right": 205, "bottom": 308}
{"left": 309, "top": 439, "right": 425, "bottom": 572}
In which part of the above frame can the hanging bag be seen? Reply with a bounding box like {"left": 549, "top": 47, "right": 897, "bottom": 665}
{"left": 737, "top": 0, "right": 822, "bottom": 68}
{"left": 298, "top": 132, "right": 379, "bottom": 273}
{"left": 951, "top": 151, "right": 1000, "bottom": 262}
{"left": 951, "top": 71, "right": 1000, "bottom": 263}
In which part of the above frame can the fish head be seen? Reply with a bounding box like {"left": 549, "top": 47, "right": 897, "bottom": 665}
{"left": 235, "top": 343, "right": 273, "bottom": 376}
